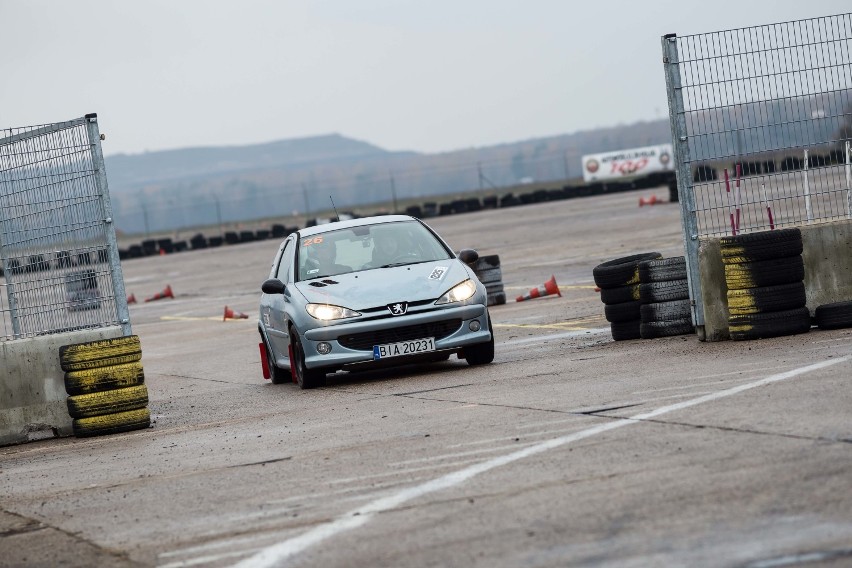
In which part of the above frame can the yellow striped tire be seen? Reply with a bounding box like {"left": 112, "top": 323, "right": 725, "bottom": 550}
{"left": 724, "top": 255, "right": 804, "bottom": 290}
{"left": 59, "top": 335, "right": 142, "bottom": 372}
{"left": 66, "top": 384, "right": 149, "bottom": 419}
{"left": 720, "top": 228, "right": 802, "bottom": 265}
{"left": 64, "top": 362, "right": 145, "bottom": 396}
{"left": 726, "top": 282, "right": 806, "bottom": 316}
{"left": 72, "top": 408, "right": 151, "bottom": 438}
{"left": 728, "top": 307, "right": 811, "bottom": 340}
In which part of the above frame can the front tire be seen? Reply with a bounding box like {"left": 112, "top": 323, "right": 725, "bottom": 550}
{"left": 465, "top": 313, "right": 495, "bottom": 366}
{"left": 292, "top": 329, "right": 326, "bottom": 389}
{"left": 264, "top": 339, "right": 290, "bottom": 385}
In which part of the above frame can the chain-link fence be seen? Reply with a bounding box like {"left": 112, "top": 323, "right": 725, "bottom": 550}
{"left": 0, "top": 114, "right": 130, "bottom": 341}
{"left": 663, "top": 13, "right": 852, "bottom": 328}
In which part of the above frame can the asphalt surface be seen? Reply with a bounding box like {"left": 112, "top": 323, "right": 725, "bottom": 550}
{"left": 2, "top": 188, "right": 851, "bottom": 568}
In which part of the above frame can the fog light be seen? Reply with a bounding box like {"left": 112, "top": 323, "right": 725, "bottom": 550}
{"left": 469, "top": 320, "right": 481, "bottom": 332}
{"left": 316, "top": 342, "right": 332, "bottom": 355}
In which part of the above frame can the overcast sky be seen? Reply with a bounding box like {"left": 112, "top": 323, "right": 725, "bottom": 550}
{"left": 1, "top": 0, "right": 849, "bottom": 157}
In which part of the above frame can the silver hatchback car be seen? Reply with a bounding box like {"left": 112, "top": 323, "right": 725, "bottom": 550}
{"left": 258, "top": 215, "right": 494, "bottom": 388}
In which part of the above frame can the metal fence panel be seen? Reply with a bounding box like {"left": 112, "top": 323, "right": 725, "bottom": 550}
{"left": 663, "top": 13, "right": 852, "bottom": 329}
{"left": 0, "top": 114, "right": 130, "bottom": 341}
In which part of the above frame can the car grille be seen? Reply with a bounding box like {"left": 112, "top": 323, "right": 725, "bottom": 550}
{"left": 338, "top": 319, "right": 463, "bottom": 351}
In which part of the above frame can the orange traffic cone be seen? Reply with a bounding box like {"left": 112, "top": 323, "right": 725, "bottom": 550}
{"left": 145, "top": 285, "right": 174, "bottom": 302}
{"left": 639, "top": 195, "right": 659, "bottom": 207}
{"left": 516, "top": 275, "right": 561, "bottom": 302}
{"left": 224, "top": 305, "right": 249, "bottom": 321}
{"left": 127, "top": 293, "right": 137, "bottom": 304}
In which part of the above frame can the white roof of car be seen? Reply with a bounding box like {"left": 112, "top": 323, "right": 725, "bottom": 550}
{"left": 297, "top": 215, "right": 417, "bottom": 238}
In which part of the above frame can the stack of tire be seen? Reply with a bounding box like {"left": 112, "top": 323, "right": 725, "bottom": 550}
{"left": 59, "top": 335, "right": 151, "bottom": 437}
{"left": 720, "top": 228, "right": 811, "bottom": 340}
{"left": 472, "top": 254, "right": 506, "bottom": 306}
{"left": 593, "top": 252, "right": 661, "bottom": 341}
{"left": 638, "top": 256, "right": 694, "bottom": 339}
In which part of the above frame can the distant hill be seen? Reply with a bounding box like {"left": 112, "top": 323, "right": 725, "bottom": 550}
{"left": 105, "top": 134, "right": 411, "bottom": 191}
{"left": 106, "top": 120, "right": 675, "bottom": 234}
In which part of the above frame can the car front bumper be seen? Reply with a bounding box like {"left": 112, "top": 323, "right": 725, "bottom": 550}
{"left": 300, "top": 302, "right": 489, "bottom": 370}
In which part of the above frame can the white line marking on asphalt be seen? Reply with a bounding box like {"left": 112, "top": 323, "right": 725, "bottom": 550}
{"left": 231, "top": 355, "right": 850, "bottom": 568}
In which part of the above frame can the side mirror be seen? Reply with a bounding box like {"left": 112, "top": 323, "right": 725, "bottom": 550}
{"left": 261, "top": 278, "right": 286, "bottom": 295}
{"left": 457, "top": 249, "right": 479, "bottom": 264}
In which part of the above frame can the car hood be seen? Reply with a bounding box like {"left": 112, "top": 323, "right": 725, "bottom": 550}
{"left": 293, "top": 259, "right": 472, "bottom": 310}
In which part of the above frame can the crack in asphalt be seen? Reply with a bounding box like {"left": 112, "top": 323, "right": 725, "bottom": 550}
{"left": 158, "top": 373, "right": 257, "bottom": 385}
{"left": 392, "top": 383, "right": 476, "bottom": 396}
{"left": 228, "top": 456, "right": 293, "bottom": 468}
{"left": 622, "top": 417, "right": 852, "bottom": 445}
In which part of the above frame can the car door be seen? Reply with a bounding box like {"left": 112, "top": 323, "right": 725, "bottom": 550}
{"left": 264, "top": 237, "right": 296, "bottom": 367}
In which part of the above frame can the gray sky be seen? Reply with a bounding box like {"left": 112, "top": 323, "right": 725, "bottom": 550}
{"left": 1, "top": 0, "right": 849, "bottom": 157}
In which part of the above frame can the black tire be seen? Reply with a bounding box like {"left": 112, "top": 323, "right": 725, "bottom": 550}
{"left": 724, "top": 255, "right": 805, "bottom": 290}
{"left": 638, "top": 256, "right": 687, "bottom": 283}
{"left": 474, "top": 255, "right": 500, "bottom": 271}
{"left": 593, "top": 252, "right": 662, "bottom": 289}
{"left": 814, "top": 301, "right": 852, "bottom": 330}
{"left": 726, "top": 282, "right": 806, "bottom": 316}
{"left": 640, "top": 279, "right": 689, "bottom": 303}
{"left": 640, "top": 299, "right": 691, "bottom": 323}
{"left": 291, "top": 330, "right": 326, "bottom": 389}
{"left": 600, "top": 284, "right": 641, "bottom": 305}
{"left": 610, "top": 319, "right": 641, "bottom": 341}
{"left": 465, "top": 313, "right": 495, "bottom": 365}
{"left": 720, "top": 228, "right": 802, "bottom": 264}
{"left": 264, "top": 338, "right": 291, "bottom": 385}
{"left": 485, "top": 282, "right": 504, "bottom": 295}
{"left": 60, "top": 335, "right": 142, "bottom": 372}
{"left": 66, "top": 384, "right": 149, "bottom": 419}
{"left": 476, "top": 267, "right": 502, "bottom": 284}
{"left": 72, "top": 408, "right": 151, "bottom": 438}
{"left": 487, "top": 291, "right": 507, "bottom": 306}
{"left": 640, "top": 318, "right": 694, "bottom": 339}
{"left": 728, "top": 307, "right": 811, "bottom": 340}
{"left": 604, "top": 300, "right": 642, "bottom": 323}
{"left": 64, "top": 362, "right": 145, "bottom": 396}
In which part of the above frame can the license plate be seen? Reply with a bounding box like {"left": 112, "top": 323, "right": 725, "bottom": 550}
{"left": 373, "top": 337, "right": 435, "bottom": 360}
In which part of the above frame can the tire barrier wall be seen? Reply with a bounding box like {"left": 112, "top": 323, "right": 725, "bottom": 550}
{"left": 114, "top": 172, "right": 676, "bottom": 264}
{"left": 59, "top": 335, "right": 151, "bottom": 438}
{"left": 721, "top": 229, "right": 810, "bottom": 341}
{"left": 471, "top": 255, "right": 506, "bottom": 307}
{"left": 0, "top": 326, "right": 124, "bottom": 446}
{"left": 638, "top": 257, "right": 694, "bottom": 339}
{"left": 593, "top": 252, "right": 662, "bottom": 341}
{"left": 696, "top": 219, "right": 852, "bottom": 341}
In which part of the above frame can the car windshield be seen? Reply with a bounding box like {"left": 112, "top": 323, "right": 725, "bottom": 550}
{"left": 296, "top": 220, "right": 453, "bottom": 281}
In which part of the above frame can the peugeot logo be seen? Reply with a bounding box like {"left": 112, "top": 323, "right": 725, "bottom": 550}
{"left": 388, "top": 302, "right": 408, "bottom": 316}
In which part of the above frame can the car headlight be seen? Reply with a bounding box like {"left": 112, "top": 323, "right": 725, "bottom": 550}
{"left": 435, "top": 279, "right": 477, "bottom": 305}
{"left": 306, "top": 303, "right": 360, "bottom": 320}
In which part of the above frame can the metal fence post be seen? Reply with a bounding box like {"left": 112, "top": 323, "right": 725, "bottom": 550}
{"left": 84, "top": 114, "right": 132, "bottom": 336}
{"left": 662, "top": 33, "right": 706, "bottom": 337}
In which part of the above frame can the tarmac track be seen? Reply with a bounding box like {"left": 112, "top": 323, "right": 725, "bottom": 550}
{"left": 2, "top": 187, "right": 852, "bottom": 568}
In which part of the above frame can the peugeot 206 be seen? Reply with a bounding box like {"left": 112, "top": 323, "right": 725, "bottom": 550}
{"left": 258, "top": 215, "right": 494, "bottom": 388}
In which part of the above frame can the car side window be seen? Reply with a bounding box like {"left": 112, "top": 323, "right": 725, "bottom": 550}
{"left": 276, "top": 238, "right": 295, "bottom": 282}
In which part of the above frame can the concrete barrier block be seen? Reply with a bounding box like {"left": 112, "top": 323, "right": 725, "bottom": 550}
{"left": 1, "top": 326, "right": 124, "bottom": 446}
{"left": 698, "top": 238, "right": 731, "bottom": 342}
{"left": 801, "top": 220, "right": 852, "bottom": 310}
